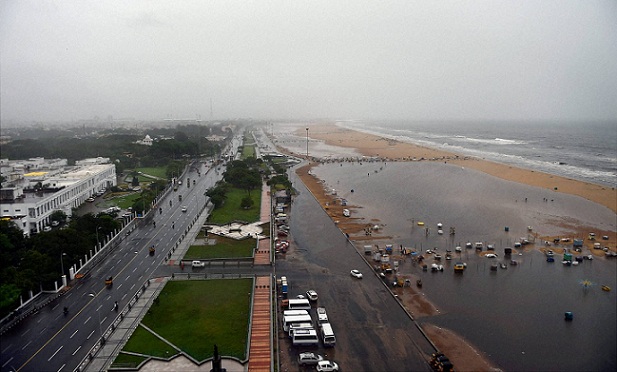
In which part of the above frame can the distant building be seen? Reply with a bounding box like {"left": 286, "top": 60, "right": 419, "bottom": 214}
{"left": 0, "top": 158, "right": 116, "bottom": 237}
{"left": 135, "top": 134, "right": 153, "bottom": 146}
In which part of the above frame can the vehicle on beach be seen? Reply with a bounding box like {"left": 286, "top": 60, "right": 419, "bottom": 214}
{"left": 305, "top": 290, "right": 318, "bottom": 301}
{"left": 350, "top": 269, "right": 363, "bottom": 279}
{"left": 485, "top": 253, "right": 498, "bottom": 258}
{"left": 342, "top": 209, "right": 350, "bottom": 217}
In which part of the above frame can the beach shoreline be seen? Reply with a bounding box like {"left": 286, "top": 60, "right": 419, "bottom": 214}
{"left": 296, "top": 123, "right": 616, "bottom": 214}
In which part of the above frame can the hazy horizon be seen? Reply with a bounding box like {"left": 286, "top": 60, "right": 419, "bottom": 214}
{"left": 2, "top": 1, "right": 616, "bottom": 123}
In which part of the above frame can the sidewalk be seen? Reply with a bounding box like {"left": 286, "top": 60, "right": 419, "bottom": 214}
{"left": 254, "top": 182, "right": 272, "bottom": 265}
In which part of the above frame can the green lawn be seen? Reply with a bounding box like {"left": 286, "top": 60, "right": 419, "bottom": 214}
{"left": 241, "top": 145, "right": 255, "bottom": 159}
{"left": 111, "top": 353, "right": 149, "bottom": 369}
{"left": 184, "top": 236, "right": 255, "bottom": 259}
{"left": 117, "top": 279, "right": 252, "bottom": 362}
{"left": 135, "top": 167, "right": 167, "bottom": 179}
{"left": 100, "top": 192, "right": 141, "bottom": 209}
{"left": 119, "top": 325, "right": 179, "bottom": 358}
{"left": 208, "top": 188, "right": 261, "bottom": 224}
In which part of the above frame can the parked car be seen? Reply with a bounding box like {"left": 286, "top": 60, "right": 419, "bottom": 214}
{"left": 305, "top": 290, "right": 318, "bottom": 301}
{"left": 191, "top": 261, "right": 205, "bottom": 268}
{"left": 316, "top": 360, "right": 339, "bottom": 372}
{"left": 350, "top": 269, "right": 363, "bottom": 279}
{"left": 297, "top": 352, "right": 323, "bottom": 366}
{"left": 86, "top": 197, "right": 95, "bottom": 202}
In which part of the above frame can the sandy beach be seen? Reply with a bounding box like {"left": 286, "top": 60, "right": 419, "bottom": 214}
{"left": 275, "top": 122, "right": 616, "bottom": 371}
{"left": 297, "top": 124, "right": 617, "bottom": 214}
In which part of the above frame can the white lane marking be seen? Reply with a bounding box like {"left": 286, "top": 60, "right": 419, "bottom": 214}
{"left": 96, "top": 304, "right": 102, "bottom": 312}
{"left": 57, "top": 363, "right": 66, "bottom": 371}
{"left": 39, "top": 327, "right": 47, "bottom": 335}
{"left": 84, "top": 316, "right": 91, "bottom": 324}
{"left": 72, "top": 345, "right": 82, "bottom": 356}
{"left": 117, "top": 283, "right": 123, "bottom": 289}
{"left": 130, "top": 284, "right": 135, "bottom": 291}
{"left": 1, "top": 357, "right": 14, "bottom": 368}
{"left": 87, "top": 330, "right": 95, "bottom": 340}
{"left": 70, "top": 329, "right": 79, "bottom": 339}
{"left": 47, "top": 345, "right": 63, "bottom": 361}
{"left": 22, "top": 329, "right": 30, "bottom": 337}
{"left": 21, "top": 340, "right": 32, "bottom": 350}
{"left": 121, "top": 293, "right": 127, "bottom": 301}
{"left": 125, "top": 275, "right": 130, "bottom": 281}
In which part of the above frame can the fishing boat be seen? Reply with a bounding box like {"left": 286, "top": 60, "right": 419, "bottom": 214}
{"left": 417, "top": 221, "right": 425, "bottom": 226}
{"left": 500, "top": 263, "right": 507, "bottom": 269}
{"left": 455, "top": 246, "right": 462, "bottom": 252}
{"left": 601, "top": 285, "right": 611, "bottom": 291}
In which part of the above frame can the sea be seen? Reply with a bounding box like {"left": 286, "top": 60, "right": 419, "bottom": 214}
{"left": 336, "top": 120, "right": 617, "bottom": 188}
{"left": 270, "top": 120, "right": 617, "bottom": 371}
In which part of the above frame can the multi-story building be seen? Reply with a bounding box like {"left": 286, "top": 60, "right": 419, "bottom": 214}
{"left": 0, "top": 157, "right": 116, "bottom": 236}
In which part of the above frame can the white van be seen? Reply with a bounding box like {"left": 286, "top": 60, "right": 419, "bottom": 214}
{"left": 320, "top": 322, "right": 336, "bottom": 347}
{"left": 283, "top": 310, "right": 309, "bottom": 317}
{"left": 283, "top": 314, "right": 313, "bottom": 331}
{"left": 287, "top": 298, "right": 311, "bottom": 310}
{"left": 287, "top": 323, "right": 314, "bottom": 338}
{"left": 292, "top": 329, "right": 319, "bottom": 346}
{"left": 316, "top": 307, "right": 328, "bottom": 324}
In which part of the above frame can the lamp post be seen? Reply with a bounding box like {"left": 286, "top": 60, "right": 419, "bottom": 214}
{"left": 305, "top": 127, "right": 309, "bottom": 159}
{"left": 88, "top": 293, "right": 104, "bottom": 345}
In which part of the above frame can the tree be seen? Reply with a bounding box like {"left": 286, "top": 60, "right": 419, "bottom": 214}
{"left": 50, "top": 210, "right": 67, "bottom": 225}
{"left": 240, "top": 196, "right": 254, "bottom": 209}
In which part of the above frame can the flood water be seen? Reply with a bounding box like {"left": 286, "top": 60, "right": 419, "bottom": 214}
{"left": 311, "top": 161, "right": 617, "bottom": 371}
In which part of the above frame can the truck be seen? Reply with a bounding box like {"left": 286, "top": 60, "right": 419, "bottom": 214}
{"left": 364, "top": 245, "right": 373, "bottom": 255}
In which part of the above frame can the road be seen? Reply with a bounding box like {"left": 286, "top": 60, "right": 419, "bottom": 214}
{"left": 275, "top": 167, "right": 435, "bottom": 372}
{"left": 0, "top": 159, "right": 225, "bottom": 372}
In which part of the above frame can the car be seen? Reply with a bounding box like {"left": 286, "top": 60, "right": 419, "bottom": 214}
{"left": 181, "top": 206, "right": 187, "bottom": 212}
{"left": 316, "top": 360, "right": 339, "bottom": 372}
{"left": 43, "top": 226, "right": 52, "bottom": 232}
{"left": 305, "top": 290, "right": 318, "bottom": 301}
{"left": 192, "top": 260, "right": 205, "bottom": 268}
{"left": 350, "top": 269, "right": 363, "bottom": 279}
{"left": 485, "top": 253, "right": 498, "bottom": 258}
{"left": 51, "top": 220, "right": 60, "bottom": 227}
{"left": 86, "top": 197, "right": 95, "bottom": 202}
{"left": 297, "top": 352, "right": 323, "bottom": 366}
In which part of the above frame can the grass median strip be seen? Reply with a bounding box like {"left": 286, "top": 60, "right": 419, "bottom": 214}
{"left": 185, "top": 236, "right": 255, "bottom": 260}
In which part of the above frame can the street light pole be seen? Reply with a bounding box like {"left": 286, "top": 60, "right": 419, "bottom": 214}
{"left": 305, "top": 127, "right": 309, "bottom": 159}
{"left": 88, "top": 293, "right": 104, "bottom": 345}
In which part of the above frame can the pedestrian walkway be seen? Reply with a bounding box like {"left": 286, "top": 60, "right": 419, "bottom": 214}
{"left": 254, "top": 183, "right": 272, "bottom": 265}
{"left": 247, "top": 276, "right": 272, "bottom": 372}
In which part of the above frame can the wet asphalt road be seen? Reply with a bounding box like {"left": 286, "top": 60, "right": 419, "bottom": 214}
{"left": 275, "top": 168, "right": 434, "bottom": 372}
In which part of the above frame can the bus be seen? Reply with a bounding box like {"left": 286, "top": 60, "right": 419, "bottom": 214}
{"left": 320, "top": 322, "right": 336, "bottom": 347}
{"left": 292, "top": 329, "right": 319, "bottom": 346}
{"left": 287, "top": 298, "right": 311, "bottom": 310}
{"left": 283, "top": 314, "right": 313, "bottom": 331}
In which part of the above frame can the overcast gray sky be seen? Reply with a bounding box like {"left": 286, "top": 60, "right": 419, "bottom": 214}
{"left": 1, "top": 0, "right": 616, "bottom": 122}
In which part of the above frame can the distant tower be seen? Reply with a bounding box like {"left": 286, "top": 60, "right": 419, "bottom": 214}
{"left": 210, "top": 98, "right": 213, "bottom": 119}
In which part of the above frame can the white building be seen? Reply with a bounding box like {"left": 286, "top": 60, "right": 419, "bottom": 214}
{"left": 0, "top": 158, "right": 117, "bottom": 236}
{"left": 135, "top": 134, "right": 153, "bottom": 146}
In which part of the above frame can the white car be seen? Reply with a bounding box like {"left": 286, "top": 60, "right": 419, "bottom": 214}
{"left": 485, "top": 253, "right": 498, "bottom": 258}
{"left": 316, "top": 360, "right": 339, "bottom": 372}
{"left": 305, "top": 290, "right": 318, "bottom": 301}
{"left": 350, "top": 269, "right": 363, "bottom": 279}
{"left": 181, "top": 206, "right": 187, "bottom": 212}
{"left": 191, "top": 260, "right": 205, "bottom": 268}
{"left": 297, "top": 352, "right": 323, "bottom": 366}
